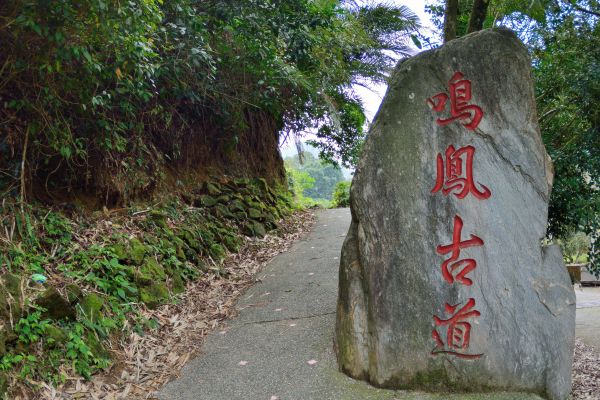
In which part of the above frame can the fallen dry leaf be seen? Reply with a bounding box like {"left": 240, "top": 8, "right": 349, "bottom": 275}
{"left": 20, "top": 210, "right": 316, "bottom": 400}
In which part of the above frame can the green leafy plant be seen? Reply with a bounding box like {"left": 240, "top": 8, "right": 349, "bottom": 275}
{"left": 331, "top": 181, "right": 351, "bottom": 208}
{"left": 15, "top": 311, "right": 51, "bottom": 344}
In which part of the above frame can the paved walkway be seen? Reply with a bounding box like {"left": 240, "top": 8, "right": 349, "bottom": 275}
{"left": 575, "top": 286, "right": 600, "bottom": 350}
{"left": 157, "top": 209, "right": 591, "bottom": 400}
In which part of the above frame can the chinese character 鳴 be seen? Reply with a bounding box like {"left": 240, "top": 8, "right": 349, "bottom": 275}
{"left": 427, "top": 72, "right": 483, "bottom": 131}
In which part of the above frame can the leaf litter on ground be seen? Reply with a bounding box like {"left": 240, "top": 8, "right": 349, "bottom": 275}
{"left": 28, "top": 210, "right": 315, "bottom": 400}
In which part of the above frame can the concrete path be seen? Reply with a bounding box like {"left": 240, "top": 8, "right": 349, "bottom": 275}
{"left": 575, "top": 286, "right": 600, "bottom": 350}
{"left": 158, "top": 209, "right": 551, "bottom": 400}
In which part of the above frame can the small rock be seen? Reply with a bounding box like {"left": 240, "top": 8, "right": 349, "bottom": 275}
{"left": 129, "top": 238, "right": 147, "bottom": 265}
{"left": 243, "top": 222, "right": 266, "bottom": 238}
{"left": 66, "top": 284, "right": 83, "bottom": 304}
{"left": 78, "top": 293, "right": 105, "bottom": 321}
{"left": 205, "top": 182, "right": 222, "bottom": 196}
{"left": 149, "top": 210, "right": 169, "bottom": 229}
{"left": 44, "top": 324, "right": 68, "bottom": 347}
{"left": 247, "top": 208, "right": 262, "bottom": 219}
{"left": 228, "top": 199, "right": 246, "bottom": 213}
{"left": 36, "top": 287, "right": 75, "bottom": 321}
{"left": 140, "top": 283, "right": 169, "bottom": 309}
{"left": 171, "top": 274, "right": 186, "bottom": 294}
{"left": 198, "top": 195, "right": 218, "bottom": 208}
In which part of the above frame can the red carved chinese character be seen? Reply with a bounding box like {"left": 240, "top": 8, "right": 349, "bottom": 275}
{"left": 427, "top": 71, "right": 483, "bottom": 130}
{"left": 436, "top": 215, "right": 483, "bottom": 286}
{"left": 432, "top": 298, "right": 482, "bottom": 359}
{"left": 431, "top": 145, "right": 491, "bottom": 200}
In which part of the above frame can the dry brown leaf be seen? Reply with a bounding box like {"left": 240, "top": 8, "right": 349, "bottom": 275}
{"left": 22, "top": 211, "right": 317, "bottom": 400}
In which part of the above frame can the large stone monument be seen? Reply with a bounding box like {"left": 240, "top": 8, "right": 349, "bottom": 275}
{"left": 335, "top": 28, "right": 575, "bottom": 400}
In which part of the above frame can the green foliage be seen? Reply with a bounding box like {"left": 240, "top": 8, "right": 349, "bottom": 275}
{"left": 425, "top": 0, "right": 552, "bottom": 41}
{"left": 559, "top": 232, "right": 591, "bottom": 264}
{"left": 0, "top": 0, "right": 419, "bottom": 201}
{"left": 521, "top": 2, "right": 600, "bottom": 273}
{"left": 284, "top": 151, "right": 345, "bottom": 201}
{"left": 15, "top": 311, "right": 50, "bottom": 344}
{"left": 60, "top": 246, "right": 138, "bottom": 302}
{"left": 285, "top": 164, "right": 317, "bottom": 208}
{"left": 65, "top": 323, "right": 109, "bottom": 379}
{"left": 0, "top": 179, "right": 293, "bottom": 389}
{"left": 332, "top": 181, "right": 351, "bottom": 208}
{"left": 427, "top": 1, "right": 600, "bottom": 274}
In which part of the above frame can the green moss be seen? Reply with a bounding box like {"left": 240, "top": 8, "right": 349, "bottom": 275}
{"left": 199, "top": 228, "right": 216, "bottom": 244}
{"left": 223, "top": 235, "right": 242, "bottom": 252}
{"left": 4, "top": 274, "right": 21, "bottom": 298}
{"left": 254, "top": 177, "right": 269, "bottom": 193}
{"left": 139, "top": 283, "right": 169, "bottom": 309}
{"left": 175, "top": 243, "right": 186, "bottom": 260}
{"left": 44, "top": 324, "right": 68, "bottom": 346}
{"left": 171, "top": 275, "right": 185, "bottom": 294}
{"left": 137, "top": 257, "right": 166, "bottom": 286}
{"left": 244, "top": 221, "right": 267, "bottom": 238}
{"left": 205, "top": 182, "right": 222, "bottom": 196}
{"left": 36, "top": 287, "right": 75, "bottom": 320}
{"left": 233, "top": 211, "right": 248, "bottom": 221}
{"left": 248, "top": 208, "right": 262, "bottom": 219}
{"left": 217, "top": 194, "right": 231, "bottom": 203}
{"left": 198, "top": 195, "right": 218, "bottom": 207}
{"left": 215, "top": 204, "right": 235, "bottom": 219}
{"left": 111, "top": 243, "right": 128, "bottom": 260}
{"left": 149, "top": 210, "right": 169, "bottom": 229}
{"left": 229, "top": 199, "right": 245, "bottom": 213}
{"left": 209, "top": 243, "right": 226, "bottom": 262}
{"left": 66, "top": 284, "right": 83, "bottom": 304}
{"left": 129, "top": 238, "right": 147, "bottom": 265}
{"left": 233, "top": 178, "right": 249, "bottom": 187}
{"left": 245, "top": 198, "right": 262, "bottom": 209}
{"left": 78, "top": 293, "right": 104, "bottom": 321}
{"left": 85, "top": 332, "right": 109, "bottom": 359}
{"left": 178, "top": 229, "right": 202, "bottom": 252}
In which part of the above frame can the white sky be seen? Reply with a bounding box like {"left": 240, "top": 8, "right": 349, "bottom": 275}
{"left": 355, "top": 0, "right": 437, "bottom": 121}
{"left": 280, "top": 0, "right": 439, "bottom": 156}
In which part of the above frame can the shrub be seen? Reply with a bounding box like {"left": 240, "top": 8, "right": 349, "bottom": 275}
{"left": 332, "top": 181, "right": 351, "bottom": 208}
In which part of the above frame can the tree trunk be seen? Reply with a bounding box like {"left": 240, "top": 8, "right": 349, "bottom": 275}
{"left": 467, "top": 0, "right": 490, "bottom": 33}
{"left": 443, "top": 0, "right": 458, "bottom": 43}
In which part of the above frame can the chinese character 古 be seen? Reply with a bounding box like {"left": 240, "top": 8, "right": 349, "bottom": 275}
{"left": 432, "top": 298, "right": 482, "bottom": 359}
{"left": 427, "top": 71, "right": 483, "bottom": 130}
{"left": 436, "top": 215, "right": 483, "bottom": 286}
{"left": 432, "top": 144, "right": 491, "bottom": 200}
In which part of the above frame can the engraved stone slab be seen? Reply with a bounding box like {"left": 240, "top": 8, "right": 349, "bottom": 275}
{"left": 335, "top": 28, "right": 575, "bottom": 400}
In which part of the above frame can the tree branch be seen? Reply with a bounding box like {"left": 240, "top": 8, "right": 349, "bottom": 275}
{"left": 467, "top": 0, "right": 490, "bottom": 33}
{"left": 559, "top": 0, "right": 600, "bottom": 17}
{"left": 443, "top": 0, "right": 458, "bottom": 42}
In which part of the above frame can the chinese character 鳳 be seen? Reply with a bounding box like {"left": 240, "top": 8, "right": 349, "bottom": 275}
{"left": 432, "top": 297, "right": 482, "bottom": 359}
{"left": 436, "top": 215, "right": 483, "bottom": 286}
{"left": 431, "top": 144, "right": 491, "bottom": 200}
{"left": 427, "top": 71, "right": 483, "bottom": 131}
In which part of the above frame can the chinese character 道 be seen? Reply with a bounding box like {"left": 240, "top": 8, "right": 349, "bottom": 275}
{"left": 432, "top": 297, "right": 482, "bottom": 359}
{"left": 427, "top": 71, "right": 488, "bottom": 360}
